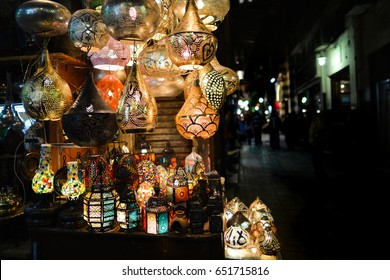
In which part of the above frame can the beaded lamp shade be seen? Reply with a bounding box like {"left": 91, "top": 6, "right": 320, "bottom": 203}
{"left": 210, "top": 56, "right": 240, "bottom": 96}
{"left": 116, "top": 60, "right": 158, "bottom": 133}
{"left": 68, "top": 8, "right": 109, "bottom": 52}
{"left": 172, "top": 0, "right": 230, "bottom": 32}
{"left": 185, "top": 63, "right": 226, "bottom": 111}
{"left": 166, "top": 0, "right": 218, "bottom": 70}
{"left": 101, "top": 0, "right": 161, "bottom": 44}
{"left": 21, "top": 49, "right": 73, "bottom": 121}
{"left": 89, "top": 36, "right": 131, "bottom": 71}
{"left": 96, "top": 72, "right": 124, "bottom": 111}
{"left": 15, "top": 0, "right": 71, "bottom": 37}
{"left": 175, "top": 71, "right": 220, "bottom": 139}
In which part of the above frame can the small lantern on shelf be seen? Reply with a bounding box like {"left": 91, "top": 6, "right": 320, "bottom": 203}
{"left": 188, "top": 194, "right": 203, "bottom": 234}
{"left": 116, "top": 186, "right": 140, "bottom": 232}
{"left": 166, "top": 167, "right": 189, "bottom": 204}
{"left": 144, "top": 191, "right": 171, "bottom": 234}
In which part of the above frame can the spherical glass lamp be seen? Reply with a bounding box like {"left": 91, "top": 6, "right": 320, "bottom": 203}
{"left": 96, "top": 72, "right": 124, "bottom": 111}
{"left": 68, "top": 8, "right": 109, "bottom": 52}
{"left": 166, "top": 0, "right": 218, "bottom": 70}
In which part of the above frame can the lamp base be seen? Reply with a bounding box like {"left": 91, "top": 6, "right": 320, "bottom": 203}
{"left": 58, "top": 203, "right": 86, "bottom": 229}
{"left": 24, "top": 196, "right": 63, "bottom": 227}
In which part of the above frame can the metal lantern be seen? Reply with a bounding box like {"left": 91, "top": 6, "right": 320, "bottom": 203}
{"left": 166, "top": 167, "right": 189, "bottom": 204}
{"left": 144, "top": 195, "right": 171, "bottom": 234}
{"left": 15, "top": 0, "right": 71, "bottom": 37}
{"left": 166, "top": 0, "right": 218, "bottom": 70}
{"left": 188, "top": 194, "right": 203, "bottom": 234}
{"left": 210, "top": 56, "right": 240, "bottom": 96}
{"left": 116, "top": 186, "right": 140, "bottom": 231}
{"left": 83, "top": 183, "right": 119, "bottom": 232}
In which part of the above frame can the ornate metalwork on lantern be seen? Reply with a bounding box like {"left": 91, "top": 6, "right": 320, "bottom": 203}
{"left": 166, "top": 167, "right": 189, "bottom": 204}
{"left": 144, "top": 194, "right": 171, "bottom": 234}
{"left": 68, "top": 8, "right": 109, "bottom": 52}
{"left": 21, "top": 49, "right": 73, "bottom": 121}
{"left": 101, "top": 0, "right": 161, "bottom": 44}
{"left": 166, "top": 0, "right": 218, "bottom": 70}
{"left": 116, "top": 186, "right": 140, "bottom": 232}
{"left": 210, "top": 56, "right": 240, "bottom": 96}
{"left": 176, "top": 71, "right": 220, "bottom": 139}
{"left": 15, "top": 0, "right": 71, "bottom": 37}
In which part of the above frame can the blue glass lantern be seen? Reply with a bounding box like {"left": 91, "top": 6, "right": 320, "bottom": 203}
{"left": 116, "top": 186, "right": 140, "bottom": 231}
{"left": 144, "top": 195, "right": 171, "bottom": 234}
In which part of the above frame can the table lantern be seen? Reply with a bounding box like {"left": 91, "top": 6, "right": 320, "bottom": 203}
{"left": 224, "top": 197, "right": 248, "bottom": 223}
{"left": 116, "top": 186, "right": 140, "bottom": 231}
{"left": 166, "top": 167, "right": 189, "bottom": 204}
{"left": 188, "top": 194, "right": 203, "bottom": 234}
{"left": 170, "top": 209, "right": 188, "bottom": 234}
{"left": 144, "top": 194, "right": 171, "bottom": 234}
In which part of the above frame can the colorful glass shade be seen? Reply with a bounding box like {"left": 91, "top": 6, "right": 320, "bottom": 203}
{"left": 166, "top": 167, "right": 189, "bottom": 204}
{"left": 185, "top": 63, "right": 226, "bottom": 111}
{"left": 61, "top": 69, "right": 119, "bottom": 147}
{"left": 85, "top": 155, "right": 114, "bottom": 189}
{"left": 166, "top": 0, "right": 218, "bottom": 70}
{"left": 21, "top": 49, "right": 73, "bottom": 121}
{"left": 172, "top": 0, "right": 230, "bottom": 31}
{"left": 96, "top": 72, "right": 124, "bottom": 111}
{"left": 136, "top": 180, "right": 155, "bottom": 208}
{"left": 210, "top": 56, "right": 240, "bottom": 96}
{"left": 61, "top": 161, "right": 86, "bottom": 200}
{"left": 32, "top": 144, "right": 54, "bottom": 194}
{"left": 156, "top": 165, "right": 168, "bottom": 196}
{"left": 175, "top": 72, "right": 220, "bottom": 139}
{"left": 83, "top": 184, "right": 119, "bottom": 232}
{"left": 15, "top": 0, "right": 71, "bottom": 37}
{"left": 116, "top": 186, "right": 140, "bottom": 231}
{"left": 116, "top": 61, "right": 158, "bottom": 133}
{"left": 112, "top": 153, "right": 139, "bottom": 188}
{"left": 101, "top": 0, "right": 161, "bottom": 43}
{"left": 68, "top": 8, "right": 109, "bottom": 52}
{"left": 89, "top": 36, "right": 131, "bottom": 71}
{"left": 144, "top": 195, "right": 170, "bottom": 234}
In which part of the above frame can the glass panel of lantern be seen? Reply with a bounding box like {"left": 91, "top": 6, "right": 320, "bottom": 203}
{"left": 144, "top": 194, "right": 171, "bottom": 234}
{"left": 224, "top": 197, "right": 248, "bottom": 223}
{"left": 116, "top": 185, "right": 140, "bottom": 232}
{"left": 166, "top": 167, "right": 189, "bottom": 204}
{"left": 135, "top": 160, "right": 158, "bottom": 208}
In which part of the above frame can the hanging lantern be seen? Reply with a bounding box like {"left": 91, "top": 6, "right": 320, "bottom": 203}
{"left": 15, "top": 0, "right": 71, "bottom": 37}
{"left": 210, "top": 56, "right": 240, "bottom": 96}
{"left": 143, "top": 75, "right": 185, "bottom": 98}
{"left": 172, "top": 0, "right": 230, "bottom": 31}
{"left": 96, "top": 72, "right": 124, "bottom": 111}
{"left": 68, "top": 8, "right": 109, "bottom": 52}
{"left": 116, "top": 60, "right": 158, "bottom": 133}
{"left": 58, "top": 161, "right": 87, "bottom": 228}
{"left": 116, "top": 186, "right": 140, "bottom": 231}
{"left": 144, "top": 194, "right": 171, "bottom": 234}
{"left": 61, "top": 69, "right": 119, "bottom": 147}
{"left": 166, "top": 0, "right": 218, "bottom": 70}
{"left": 89, "top": 36, "right": 131, "bottom": 71}
{"left": 21, "top": 49, "right": 73, "bottom": 121}
{"left": 185, "top": 63, "right": 226, "bottom": 111}
{"left": 175, "top": 71, "right": 220, "bottom": 139}
{"left": 101, "top": 0, "right": 161, "bottom": 44}
{"left": 166, "top": 167, "right": 189, "bottom": 204}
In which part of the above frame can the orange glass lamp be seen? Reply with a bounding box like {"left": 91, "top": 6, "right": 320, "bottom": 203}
{"left": 166, "top": 0, "right": 218, "bottom": 70}
{"left": 96, "top": 72, "right": 124, "bottom": 111}
{"left": 175, "top": 71, "right": 220, "bottom": 139}
{"left": 166, "top": 167, "right": 189, "bottom": 204}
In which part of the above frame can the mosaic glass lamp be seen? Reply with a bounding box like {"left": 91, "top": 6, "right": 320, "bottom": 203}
{"left": 166, "top": 0, "right": 218, "bottom": 70}
{"left": 32, "top": 144, "right": 54, "bottom": 195}
{"left": 166, "top": 167, "right": 189, "bottom": 204}
{"left": 58, "top": 161, "right": 86, "bottom": 228}
{"left": 175, "top": 71, "right": 220, "bottom": 139}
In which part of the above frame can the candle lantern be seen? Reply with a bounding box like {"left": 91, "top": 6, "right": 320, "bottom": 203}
{"left": 166, "top": 167, "right": 189, "bottom": 204}
{"left": 116, "top": 186, "right": 140, "bottom": 232}
{"left": 144, "top": 194, "right": 171, "bottom": 234}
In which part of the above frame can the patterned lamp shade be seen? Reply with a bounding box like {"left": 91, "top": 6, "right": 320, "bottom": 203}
{"left": 32, "top": 144, "right": 54, "bottom": 194}
{"left": 175, "top": 71, "right": 220, "bottom": 139}
{"left": 68, "top": 8, "right": 109, "bottom": 52}
{"left": 166, "top": 0, "right": 218, "bottom": 70}
{"left": 116, "top": 186, "right": 140, "bottom": 231}
{"left": 210, "top": 56, "right": 240, "bottom": 96}
{"left": 83, "top": 184, "right": 119, "bottom": 232}
{"left": 144, "top": 195, "right": 170, "bottom": 234}
{"left": 96, "top": 72, "right": 124, "bottom": 111}
{"left": 166, "top": 167, "right": 189, "bottom": 204}
{"left": 101, "top": 0, "right": 161, "bottom": 43}
{"left": 172, "top": 0, "right": 230, "bottom": 32}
